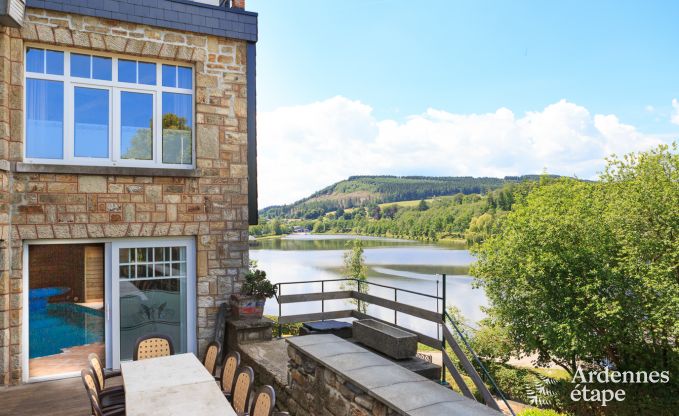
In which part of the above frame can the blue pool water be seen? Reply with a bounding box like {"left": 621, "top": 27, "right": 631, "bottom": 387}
{"left": 29, "top": 291, "right": 104, "bottom": 359}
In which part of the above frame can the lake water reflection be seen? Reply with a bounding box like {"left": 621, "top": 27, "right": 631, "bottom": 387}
{"left": 250, "top": 234, "right": 488, "bottom": 338}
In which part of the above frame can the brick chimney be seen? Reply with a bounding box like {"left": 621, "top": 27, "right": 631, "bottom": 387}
{"left": 232, "top": 0, "right": 245, "bottom": 9}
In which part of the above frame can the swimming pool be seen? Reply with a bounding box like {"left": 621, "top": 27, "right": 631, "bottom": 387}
{"left": 29, "top": 298, "right": 104, "bottom": 359}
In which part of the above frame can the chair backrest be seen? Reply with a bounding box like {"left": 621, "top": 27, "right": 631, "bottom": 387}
{"left": 87, "top": 353, "right": 105, "bottom": 392}
{"left": 203, "top": 341, "right": 221, "bottom": 376}
{"left": 231, "top": 366, "right": 254, "bottom": 413}
{"left": 250, "top": 385, "right": 276, "bottom": 416}
{"left": 81, "top": 368, "right": 101, "bottom": 415}
{"left": 133, "top": 333, "right": 175, "bottom": 360}
{"left": 88, "top": 391, "right": 105, "bottom": 416}
{"left": 81, "top": 368, "right": 99, "bottom": 397}
{"left": 220, "top": 351, "right": 241, "bottom": 394}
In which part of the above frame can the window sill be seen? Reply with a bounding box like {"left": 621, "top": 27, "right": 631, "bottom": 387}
{"left": 14, "top": 163, "right": 200, "bottom": 178}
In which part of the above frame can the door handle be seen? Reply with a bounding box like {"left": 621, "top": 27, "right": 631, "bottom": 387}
{"left": 106, "top": 303, "right": 111, "bottom": 321}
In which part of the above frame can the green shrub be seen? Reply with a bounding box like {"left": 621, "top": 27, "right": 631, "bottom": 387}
{"left": 518, "top": 409, "right": 567, "bottom": 416}
{"left": 265, "top": 315, "right": 302, "bottom": 337}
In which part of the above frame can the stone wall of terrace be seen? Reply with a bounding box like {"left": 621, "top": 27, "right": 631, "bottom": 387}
{"left": 287, "top": 342, "right": 398, "bottom": 416}
{"left": 286, "top": 335, "right": 500, "bottom": 416}
{"left": 0, "top": 8, "right": 251, "bottom": 384}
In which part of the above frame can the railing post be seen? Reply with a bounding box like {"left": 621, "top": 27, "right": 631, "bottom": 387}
{"left": 441, "top": 273, "right": 447, "bottom": 385}
{"left": 277, "top": 284, "right": 282, "bottom": 338}
{"left": 394, "top": 288, "right": 397, "bottom": 325}
{"left": 321, "top": 281, "right": 325, "bottom": 321}
{"left": 436, "top": 279, "right": 440, "bottom": 341}
{"left": 356, "top": 279, "right": 362, "bottom": 313}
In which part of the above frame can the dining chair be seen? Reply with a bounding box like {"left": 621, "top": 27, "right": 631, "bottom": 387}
{"left": 231, "top": 366, "right": 255, "bottom": 415}
{"left": 87, "top": 391, "right": 126, "bottom": 416}
{"left": 203, "top": 340, "right": 221, "bottom": 377}
{"left": 88, "top": 353, "right": 124, "bottom": 394}
{"left": 249, "top": 385, "right": 275, "bottom": 416}
{"left": 133, "top": 333, "right": 175, "bottom": 360}
{"left": 220, "top": 351, "right": 241, "bottom": 401}
{"left": 81, "top": 369, "right": 126, "bottom": 416}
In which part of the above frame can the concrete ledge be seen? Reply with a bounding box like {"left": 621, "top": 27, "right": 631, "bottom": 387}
{"left": 14, "top": 163, "right": 200, "bottom": 177}
{"left": 287, "top": 334, "right": 500, "bottom": 416}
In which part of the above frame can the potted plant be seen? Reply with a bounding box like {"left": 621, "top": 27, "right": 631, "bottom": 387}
{"left": 230, "top": 261, "right": 276, "bottom": 319}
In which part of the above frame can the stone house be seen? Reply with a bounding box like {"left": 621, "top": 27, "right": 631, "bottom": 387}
{"left": 0, "top": 0, "right": 258, "bottom": 385}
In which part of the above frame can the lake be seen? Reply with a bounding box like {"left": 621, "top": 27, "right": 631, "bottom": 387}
{"left": 250, "top": 234, "right": 488, "bottom": 339}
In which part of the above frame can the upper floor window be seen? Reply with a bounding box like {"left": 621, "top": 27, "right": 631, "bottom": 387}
{"left": 24, "top": 47, "right": 194, "bottom": 168}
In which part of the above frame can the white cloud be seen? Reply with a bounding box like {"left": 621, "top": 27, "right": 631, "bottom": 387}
{"left": 257, "top": 97, "right": 670, "bottom": 207}
{"left": 672, "top": 99, "right": 679, "bottom": 125}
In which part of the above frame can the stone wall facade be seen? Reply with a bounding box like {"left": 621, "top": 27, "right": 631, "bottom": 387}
{"left": 0, "top": 8, "right": 251, "bottom": 384}
{"left": 286, "top": 345, "right": 399, "bottom": 416}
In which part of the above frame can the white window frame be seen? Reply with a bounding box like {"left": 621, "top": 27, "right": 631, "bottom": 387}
{"left": 23, "top": 44, "right": 195, "bottom": 169}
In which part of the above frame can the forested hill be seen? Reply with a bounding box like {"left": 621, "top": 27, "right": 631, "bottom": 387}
{"left": 260, "top": 175, "right": 546, "bottom": 219}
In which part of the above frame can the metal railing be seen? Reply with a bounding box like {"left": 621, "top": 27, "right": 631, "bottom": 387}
{"left": 273, "top": 274, "right": 515, "bottom": 415}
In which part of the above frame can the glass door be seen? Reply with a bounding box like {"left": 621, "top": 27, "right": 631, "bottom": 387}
{"left": 111, "top": 239, "right": 196, "bottom": 367}
{"left": 27, "top": 243, "right": 106, "bottom": 379}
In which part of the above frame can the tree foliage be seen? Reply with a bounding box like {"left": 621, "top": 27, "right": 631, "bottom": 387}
{"left": 342, "top": 239, "right": 368, "bottom": 313}
{"left": 471, "top": 145, "right": 678, "bottom": 382}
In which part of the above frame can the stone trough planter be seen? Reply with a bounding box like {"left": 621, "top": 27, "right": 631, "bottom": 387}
{"left": 353, "top": 319, "right": 417, "bottom": 360}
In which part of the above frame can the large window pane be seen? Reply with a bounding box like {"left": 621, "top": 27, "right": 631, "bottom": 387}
{"left": 46, "top": 50, "right": 64, "bottom": 75}
{"left": 162, "top": 93, "right": 192, "bottom": 164}
{"left": 92, "top": 56, "right": 112, "bottom": 81}
{"left": 26, "top": 48, "right": 44, "bottom": 73}
{"left": 75, "top": 87, "right": 109, "bottom": 158}
{"left": 118, "top": 60, "right": 136, "bottom": 83}
{"left": 177, "top": 67, "right": 192, "bottom": 89}
{"left": 138, "top": 62, "right": 156, "bottom": 85}
{"left": 121, "top": 92, "right": 153, "bottom": 160}
{"left": 26, "top": 79, "right": 64, "bottom": 159}
{"left": 70, "top": 54, "right": 91, "bottom": 78}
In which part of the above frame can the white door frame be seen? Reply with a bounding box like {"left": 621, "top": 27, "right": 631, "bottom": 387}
{"left": 21, "top": 237, "right": 196, "bottom": 383}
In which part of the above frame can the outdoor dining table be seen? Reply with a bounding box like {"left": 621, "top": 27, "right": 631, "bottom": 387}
{"left": 121, "top": 353, "right": 237, "bottom": 416}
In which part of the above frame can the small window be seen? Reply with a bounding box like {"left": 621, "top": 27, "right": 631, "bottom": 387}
{"left": 72, "top": 54, "right": 112, "bottom": 80}
{"left": 138, "top": 62, "right": 156, "bottom": 85}
{"left": 119, "top": 60, "right": 156, "bottom": 85}
{"left": 162, "top": 65, "right": 193, "bottom": 89}
{"left": 26, "top": 48, "right": 64, "bottom": 75}
{"left": 26, "top": 48, "right": 44, "bottom": 73}
{"left": 92, "top": 56, "right": 112, "bottom": 81}
{"left": 118, "top": 59, "right": 136, "bottom": 83}
{"left": 178, "top": 67, "right": 192, "bottom": 89}
{"left": 46, "top": 50, "right": 64, "bottom": 75}
{"left": 162, "top": 64, "right": 176, "bottom": 87}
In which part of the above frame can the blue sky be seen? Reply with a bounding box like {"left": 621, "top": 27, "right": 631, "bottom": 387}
{"left": 250, "top": 0, "right": 679, "bottom": 206}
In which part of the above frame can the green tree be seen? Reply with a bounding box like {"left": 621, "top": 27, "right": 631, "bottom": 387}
{"left": 417, "top": 199, "right": 429, "bottom": 211}
{"left": 342, "top": 239, "right": 368, "bottom": 313}
{"left": 471, "top": 144, "right": 678, "bottom": 380}
{"left": 465, "top": 212, "right": 498, "bottom": 245}
{"left": 270, "top": 219, "right": 283, "bottom": 235}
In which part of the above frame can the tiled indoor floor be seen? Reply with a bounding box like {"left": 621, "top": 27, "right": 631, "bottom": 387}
{"left": 29, "top": 343, "right": 105, "bottom": 378}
